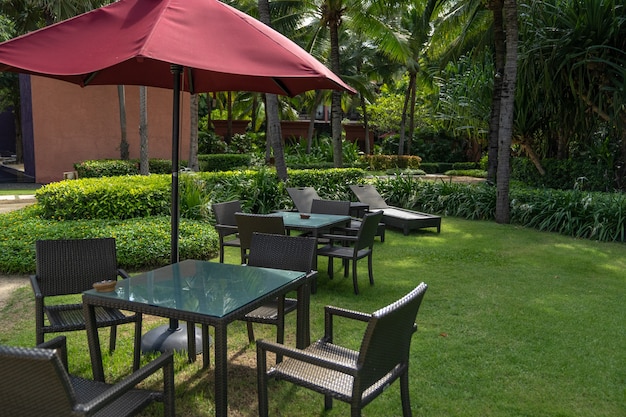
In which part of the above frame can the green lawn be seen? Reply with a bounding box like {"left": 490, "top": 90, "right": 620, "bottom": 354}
{"left": 1, "top": 216, "right": 625, "bottom": 416}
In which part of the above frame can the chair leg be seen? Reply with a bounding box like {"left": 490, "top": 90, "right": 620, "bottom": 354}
{"left": 219, "top": 246, "right": 224, "bottom": 263}
{"left": 368, "top": 253, "right": 374, "bottom": 286}
{"left": 400, "top": 370, "right": 412, "bottom": 417}
{"left": 327, "top": 257, "right": 334, "bottom": 279}
{"left": 343, "top": 259, "right": 349, "bottom": 278}
{"left": 109, "top": 325, "right": 117, "bottom": 352}
{"left": 352, "top": 260, "right": 359, "bottom": 295}
{"left": 324, "top": 395, "right": 333, "bottom": 411}
{"left": 247, "top": 322, "right": 255, "bottom": 343}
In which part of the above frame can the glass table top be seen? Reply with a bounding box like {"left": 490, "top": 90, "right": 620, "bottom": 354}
{"left": 276, "top": 211, "right": 350, "bottom": 228}
{"left": 84, "top": 260, "right": 304, "bottom": 318}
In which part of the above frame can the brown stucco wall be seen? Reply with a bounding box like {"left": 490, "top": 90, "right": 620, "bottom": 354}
{"left": 30, "top": 76, "right": 190, "bottom": 184}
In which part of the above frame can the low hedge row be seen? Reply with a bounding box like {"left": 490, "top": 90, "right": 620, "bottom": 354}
{"left": 359, "top": 154, "right": 422, "bottom": 171}
{"left": 35, "top": 168, "right": 367, "bottom": 221}
{"left": 370, "top": 176, "right": 625, "bottom": 242}
{"left": 0, "top": 207, "right": 218, "bottom": 274}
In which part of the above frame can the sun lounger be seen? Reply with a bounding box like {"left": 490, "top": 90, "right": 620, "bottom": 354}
{"left": 349, "top": 184, "right": 441, "bottom": 235}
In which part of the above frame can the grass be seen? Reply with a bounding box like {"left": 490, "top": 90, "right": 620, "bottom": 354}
{"left": 1, "top": 216, "right": 625, "bottom": 416}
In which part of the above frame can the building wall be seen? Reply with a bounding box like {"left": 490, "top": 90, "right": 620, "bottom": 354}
{"left": 29, "top": 76, "right": 190, "bottom": 184}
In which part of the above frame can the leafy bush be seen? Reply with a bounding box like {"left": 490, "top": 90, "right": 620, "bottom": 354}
{"left": 452, "top": 162, "right": 479, "bottom": 170}
{"left": 368, "top": 176, "right": 626, "bottom": 242}
{"left": 0, "top": 206, "right": 218, "bottom": 274}
{"left": 359, "top": 155, "right": 422, "bottom": 171}
{"left": 36, "top": 175, "right": 171, "bottom": 220}
{"left": 419, "top": 162, "right": 454, "bottom": 174}
{"left": 75, "top": 159, "right": 181, "bottom": 177}
{"left": 511, "top": 157, "right": 617, "bottom": 192}
{"left": 75, "top": 159, "right": 138, "bottom": 177}
{"left": 444, "top": 169, "right": 487, "bottom": 178}
{"left": 198, "top": 154, "right": 252, "bottom": 172}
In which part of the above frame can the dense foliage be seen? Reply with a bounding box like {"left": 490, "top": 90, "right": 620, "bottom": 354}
{"left": 0, "top": 207, "right": 218, "bottom": 274}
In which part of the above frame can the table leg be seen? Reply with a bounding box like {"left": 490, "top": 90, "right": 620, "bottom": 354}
{"left": 82, "top": 301, "right": 105, "bottom": 382}
{"left": 295, "top": 281, "right": 311, "bottom": 348}
{"left": 214, "top": 323, "right": 228, "bottom": 417}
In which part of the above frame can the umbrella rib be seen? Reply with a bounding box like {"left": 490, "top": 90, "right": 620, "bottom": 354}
{"left": 83, "top": 71, "right": 99, "bottom": 86}
{"left": 273, "top": 78, "right": 292, "bottom": 97}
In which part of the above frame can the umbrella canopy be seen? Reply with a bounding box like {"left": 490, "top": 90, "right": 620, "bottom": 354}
{"left": 0, "top": 0, "right": 354, "bottom": 96}
{"left": 0, "top": 0, "right": 354, "bottom": 265}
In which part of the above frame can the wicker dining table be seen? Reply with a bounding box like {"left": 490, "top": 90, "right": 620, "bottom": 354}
{"left": 83, "top": 260, "right": 310, "bottom": 417}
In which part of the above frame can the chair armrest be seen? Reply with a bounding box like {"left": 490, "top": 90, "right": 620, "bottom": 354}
{"left": 215, "top": 224, "right": 238, "bottom": 236}
{"left": 29, "top": 274, "right": 42, "bottom": 298}
{"left": 117, "top": 268, "right": 130, "bottom": 279}
{"left": 256, "top": 339, "right": 357, "bottom": 376}
{"left": 324, "top": 305, "right": 371, "bottom": 341}
{"left": 37, "top": 336, "right": 68, "bottom": 370}
{"left": 318, "top": 233, "right": 358, "bottom": 244}
{"left": 75, "top": 351, "right": 175, "bottom": 416}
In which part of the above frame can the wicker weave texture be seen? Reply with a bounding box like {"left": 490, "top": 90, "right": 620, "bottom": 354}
{"left": 258, "top": 283, "right": 428, "bottom": 417}
{"left": 0, "top": 336, "right": 174, "bottom": 417}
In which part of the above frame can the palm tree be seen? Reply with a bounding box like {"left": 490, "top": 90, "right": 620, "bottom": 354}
{"left": 298, "top": 0, "right": 411, "bottom": 166}
{"left": 495, "top": 0, "right": 518, "bottom": 224}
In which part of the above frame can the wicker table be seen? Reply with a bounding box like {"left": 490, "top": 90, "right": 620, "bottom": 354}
{"left": 83, "top": 260, "right": 309, "bottom": 417}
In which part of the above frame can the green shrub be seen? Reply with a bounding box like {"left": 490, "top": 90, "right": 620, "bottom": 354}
{"left": 444, "top": 169, "right": 487, "bottom": 178}
{"left": 367, "top": 176, "right": 626, "bottom": 242}
{"left": 75, "top": 159, "right": 182, "bottom": 177}
{"left": 198, "top": 154, "right": 252, "bottom": 172}
{"left": 359, "top": 155, "right": 422, "bottom": 171}
{"left": 0, "top": 207, "right": 218, "bottom": 274}
{"left": 511, "top": 157, "right": 617, "bottom": 192}
{"left": 75, "top": 159, "right": 138, "bottom": 177}
{"left": 419, "top": 162, "right": 454, "bottom": 174}
{"left": 35, "top": 175, "right": 171, "bottom": 220}
{"left": 452, "top": 162, "right": 479, "bottom": 170}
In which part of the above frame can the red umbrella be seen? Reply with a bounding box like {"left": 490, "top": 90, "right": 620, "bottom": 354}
{"left": 0, "top": 0, "right": 355, "bottom": 369}
{"left": 0, "top": 0, "right": 353, "bottom": 96}
{"left": 0, "top": 0, "right": 354, "bottom": 262}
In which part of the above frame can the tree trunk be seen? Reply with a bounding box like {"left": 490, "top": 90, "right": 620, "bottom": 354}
{"left": 360, "top": 94, "right": 371, "bottom": 155}
{"left": 226, "top": 91, "right": 233, "bottom": 143}
{"left": 258, "top": 0, "right": 288, "bottom": 180}
{"left": 188, "top": 94, "right": 199, "bottom": 172}
{"left": 495, "top": 0, "right": 518, "bottom": 224}
{"left": 398, "top": 74, "right": 411, "bottom": 156}
{"left": 117, "top": 85, "right": 129, "bottom": 160}
{"left": 487, "top": 0, "right": 505, "bottom": 184}
{"left": 139, "top": 86, "right": 149, "bottom": 175}
{"left": 407, "top": 73, "right": 417, "bottom": 155}
{"left": 329, "top": 20, "right": 343, "bottom": 167}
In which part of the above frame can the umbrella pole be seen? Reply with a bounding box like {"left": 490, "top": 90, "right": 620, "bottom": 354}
{"left": 141, "top": 65, "right": 203, "bottom": 361}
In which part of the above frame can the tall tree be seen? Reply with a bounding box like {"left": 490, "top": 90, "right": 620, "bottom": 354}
{"left": 257, "top": 0, "right": 289, "bottom": 180}
{"left": 495, "top": 0, "right": 518, "bottom": 224}
{"left": 188, "top": 94, "right": 199, "bottom": 171}
{"left": 117, "top": 85, "right": 129, "bottom": 160}
{"left": 139, "top": 86, "right": 149, "bottom": 175}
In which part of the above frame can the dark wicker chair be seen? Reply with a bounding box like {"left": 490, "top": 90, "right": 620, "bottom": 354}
{"left": 235, "top": 213, "right": 286, "bottom": 264}
{"left": 30, "top": 238, "right": 142, "bottom": 370}
{"left": 244, "top": 233, "right": 318, "bottom": 357}
{"left": 316, "top": 210, "right": 384, "bottom": 294}
{"left": 311, "top": 198, "right": 385, "bottom": 242}
{"left": 212, "top": 200, "right": 242, "bottom": 263}
{"left": 257, "top": 283, "right": 428, "bottom": 417}
{"left": 286, "top": 186, "right": 321, "bottom": 213}
{"left": 0, "top": 336, "right": 175, "bottom": 417}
